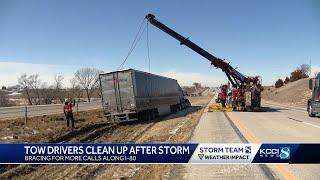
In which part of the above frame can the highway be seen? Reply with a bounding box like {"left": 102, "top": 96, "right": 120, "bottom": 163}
{"left": 0, "top": 101, "right": 102, "bottom": 120}
{"left": 181, "top": 98, "right": 320, "bottom": 180}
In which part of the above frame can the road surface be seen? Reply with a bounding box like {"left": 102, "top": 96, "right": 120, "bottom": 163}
{"left": 178, "top": 98, "right": 320, "bottom": 180}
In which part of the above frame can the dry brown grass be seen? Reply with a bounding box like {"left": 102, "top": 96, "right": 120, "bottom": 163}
{"left": 0, "top": 96, "right": 213, "bottom": 180}
{"left": 0, "top": 110, "right": 104, "bottom": 143}
{"left": 262, "top": 78, "right": 311, "bottom": 107}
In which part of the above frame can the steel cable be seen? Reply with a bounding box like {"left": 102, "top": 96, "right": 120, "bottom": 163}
{"left": 117, "top": 18, "right": 147, "bottom": 70}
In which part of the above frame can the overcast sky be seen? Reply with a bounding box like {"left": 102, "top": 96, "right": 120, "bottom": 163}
{"left": 1, "top": 0, "right": 319, "bottom": 87}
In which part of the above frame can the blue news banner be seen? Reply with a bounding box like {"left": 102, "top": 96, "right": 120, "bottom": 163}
{"left": 0, "top": 144, "right": 319, "bottom": 164}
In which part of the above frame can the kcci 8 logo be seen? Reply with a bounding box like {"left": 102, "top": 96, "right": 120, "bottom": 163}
{"left": 259, "top": 147, "right": 290, "bottom": 159}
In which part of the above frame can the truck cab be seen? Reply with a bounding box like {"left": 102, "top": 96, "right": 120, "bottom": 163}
{"left": 308, "top": 73, "right": 320, "bottom": 117}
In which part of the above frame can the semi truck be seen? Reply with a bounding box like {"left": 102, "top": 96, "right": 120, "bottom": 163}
{"left": 99, "top": 69, "right": 191, "bottom": 122}
{"left": 308, "top": 73, "right": 320, "bottom": 117}
{"left": 145, "top": 14, "right": 262, "bottom": 111}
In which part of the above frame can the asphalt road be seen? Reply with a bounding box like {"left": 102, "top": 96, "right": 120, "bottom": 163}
{"left": 0, "top": 101, "right": 102, "bottom": 120}
{"left": 230, "top": 102, "right": 320, "bottom": 180}
{"left": 181, "top": 98, "right": 320, "bottom": 180}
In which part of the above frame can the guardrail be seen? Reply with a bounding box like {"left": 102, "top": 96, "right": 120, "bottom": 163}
{"left": 0, "top": 101, "right": 102, "bottom": 123}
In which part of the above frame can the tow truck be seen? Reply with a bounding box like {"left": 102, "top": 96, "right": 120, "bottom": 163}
{"left": 145, "top": 14, "right": 262, "bottom": 111}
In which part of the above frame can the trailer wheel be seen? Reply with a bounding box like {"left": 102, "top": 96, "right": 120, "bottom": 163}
{"left": 137, "top": 111, "right": 143, "bottom": 121}
{"left": 154, "top": 109, "right": 159, "bottom": 118}
{"left": 138, "top": 110, "right": 149, "bottom": 121}
{"left": 172, "top": 104, "right": 180, "bottom": 112}
{"left": 150, "top": 109, "right": 156, "bottom": 120}
{"left": 170, "top": 105, "right": 175, "bottom": 113}
{"left": 148, "top": 110, "right": 152, "bottom": 120}
{"left": 185, "top": 99, "right": 191, "bottom": 108}
{"left": 245, "top": 106, "right": 252, "bottom": 112}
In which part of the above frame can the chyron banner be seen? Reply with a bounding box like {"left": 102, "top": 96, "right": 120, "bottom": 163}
{"left": 0, "top": 144, "right": 319, "bottom": 164}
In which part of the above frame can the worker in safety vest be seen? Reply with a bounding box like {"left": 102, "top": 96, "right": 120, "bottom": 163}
{"left": 63, "top": 98, "right": 75, "bottom": 129}
{"left": 220, "top": 85, "right": 228, "bottom": 107}
{"left": 238, "top": 84, "right": 245, "bottom": 106}
{"left": 231, "top": 85, "right": 238, "bottom": 109}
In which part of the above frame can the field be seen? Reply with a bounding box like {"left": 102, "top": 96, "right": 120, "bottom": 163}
{"left": 0, "top": 95, "right": 212, "bottom": 179}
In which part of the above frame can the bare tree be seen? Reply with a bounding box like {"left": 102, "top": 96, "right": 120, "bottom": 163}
{"left": 18, "top": 74, "right": 43, "bottom": 105}
{"left": 69, "top": 78, "right": 82, "bottom": 101}
{"left": 300, "top": 64, "right": 311, "bottom": 77}
{"left": 0, "top": 89, "right": 14, "bottom": 107}
{"left": 18, "top": 74, "right": 33, "bottom": 105}
{"left": 38, "top": 75, "right": 65, "bottom": 104}
{"left": 290, "top": 64, "right": 310, "bottom": 82}
{"left": 54, "top": 75, "right": 64, "bottom": 90}
{"left": 193, "top": 82, "right": 202, "bottom": 92}
{"left": 74, "top": 68, "right": 101, "bottom": 102}
{"left": 39, "top": 82, "right": 51, "bottom": 104}
{"left": 0, "top": 95, "right": 14, "bottom": 107}
{"left": 28, "top": 74, "right": 41, "bottom": 105}
{"left": 54, "top": 75, "right": 64, "bottom": 101}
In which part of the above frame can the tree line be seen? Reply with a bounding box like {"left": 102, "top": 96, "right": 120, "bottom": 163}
{"left": 0, "top": 67, "right": 103, "bottom": 107}
{"left": 274, "top": 64, "right": 313, "bottom": 88}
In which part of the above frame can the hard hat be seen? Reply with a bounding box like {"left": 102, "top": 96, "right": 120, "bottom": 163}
{"left": 64, "top": 98, "right": 69, "bottom": 103}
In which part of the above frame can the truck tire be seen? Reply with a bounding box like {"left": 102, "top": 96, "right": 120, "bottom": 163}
{"left": 308, "top": 104, "right": 316, "bottom": 117}
{"left": 186, "top": 99, "right": 191, "bottom": 107}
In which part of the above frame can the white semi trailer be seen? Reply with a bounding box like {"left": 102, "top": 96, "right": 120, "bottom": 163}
{"left": 99, "top": 69, "right": 191, "bottom": 122}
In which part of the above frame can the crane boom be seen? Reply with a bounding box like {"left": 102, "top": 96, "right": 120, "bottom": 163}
{"left": 145, "top": 14, "right": 248, "bottom": 87}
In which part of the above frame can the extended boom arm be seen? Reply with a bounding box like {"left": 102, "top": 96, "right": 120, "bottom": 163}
{"left": 145, "top": 14, "right": 249, "bottom": 87}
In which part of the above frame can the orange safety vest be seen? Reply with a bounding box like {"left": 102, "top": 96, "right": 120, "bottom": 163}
{"left": 64, "top": 103, "right": 73, "bottom": 113}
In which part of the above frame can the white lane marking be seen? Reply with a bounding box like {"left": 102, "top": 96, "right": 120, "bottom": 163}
{"left": 288, "top": 117, "right": 320, "bottom": 129}
{"left": 263, "top": 102, "right": 305, "bottom": 113}
{"left": 262, "top": 102, "right": 320, "bottom": 131}
{"left": 303, "top": 122, "right": 320, "bottom": 129}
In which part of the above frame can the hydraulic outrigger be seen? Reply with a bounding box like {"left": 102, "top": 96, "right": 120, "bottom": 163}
{"left": 145, "top": 14, "right": 262, "bottom": 111}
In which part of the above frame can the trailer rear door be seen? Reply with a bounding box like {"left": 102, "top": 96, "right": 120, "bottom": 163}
{"left": 100, "top": 70, "right": 135, "bottom": 113}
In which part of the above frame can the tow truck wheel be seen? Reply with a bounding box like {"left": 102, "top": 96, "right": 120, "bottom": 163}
{"left": 308, "top": 104, "right": 316, "bottom": 117}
